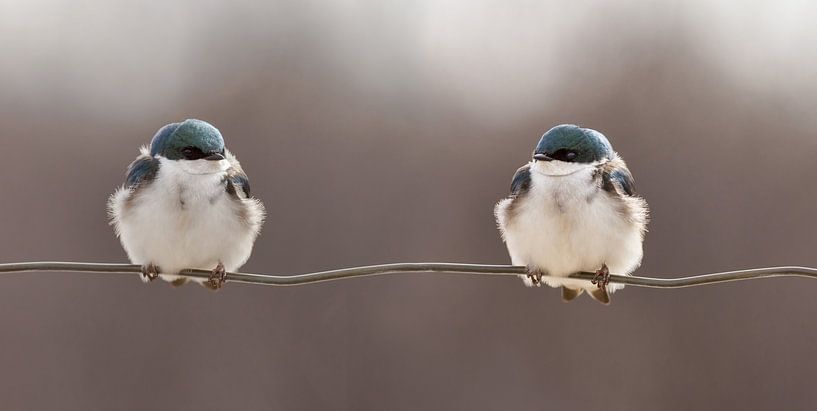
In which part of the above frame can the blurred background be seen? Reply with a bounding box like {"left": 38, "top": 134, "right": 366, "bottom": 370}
{"left": 1, "top": 0, "right": 816, "bottom": 410}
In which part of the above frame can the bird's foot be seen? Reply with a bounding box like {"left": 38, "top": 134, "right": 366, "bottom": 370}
{"left": 205, "top": 262, "right": 227, "bottom": 290}
{"left": 526, "top": 269, "right": 543, "bottom": 287}
{"left": 591, "top": 264, "right": 610, "bottom": 289}
{"left": 141, "top": 263, "right": 160, "bottom": 282}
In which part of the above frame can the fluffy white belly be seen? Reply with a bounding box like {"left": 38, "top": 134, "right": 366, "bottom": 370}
{"left": 110, "top": 160, "right": 257, "bottom": 283}
{"left": 497, "top": 167, "right": 643, "bottom": 292}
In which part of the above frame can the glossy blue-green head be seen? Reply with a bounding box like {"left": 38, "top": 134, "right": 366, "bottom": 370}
{"left": 149, "top": 119, "right": 226, "bottom": 161}
{"left": 533, "top": 124, "right": 614, "bottom": 164}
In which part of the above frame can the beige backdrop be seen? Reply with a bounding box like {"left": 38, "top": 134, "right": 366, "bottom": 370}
{"left": 0, "top": 1, "right": 816, "bottom": 410}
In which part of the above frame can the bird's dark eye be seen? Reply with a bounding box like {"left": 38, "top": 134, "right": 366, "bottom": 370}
{"left": 551, "top": 149, "right": 579, "bottom": 162}
{"left": 181, "top": 146, "right": 205, "bottom": 160}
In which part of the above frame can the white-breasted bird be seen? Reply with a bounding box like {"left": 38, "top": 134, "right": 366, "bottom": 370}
{"left": 108, "top": 119, "right": 265, "bottom": 289}
{"left": 494, "top": 124, "right": 648, "bottom": 304}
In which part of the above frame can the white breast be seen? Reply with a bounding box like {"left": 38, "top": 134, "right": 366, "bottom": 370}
{"left": 109, "top": 157, "right": 263, "bottom": 283}
{"left": 496, "top": 162, "right": 644, "bottom": 292}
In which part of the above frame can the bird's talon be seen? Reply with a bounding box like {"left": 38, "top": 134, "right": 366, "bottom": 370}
{"left": 592, "top": 264, "right": 610, "bottom": 289}
{"left": 141, "top": 264, "right": 160, "bottom": 282}
{"left": 527, "top": 270, "right": 543, "bottom": 287}
{"left": 207, "top": 262, "right": 227, "bottom": 290}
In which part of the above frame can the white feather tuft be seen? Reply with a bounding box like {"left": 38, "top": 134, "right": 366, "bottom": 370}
{"left": 108, "top": 153, "right": 265, "bottom": 285}
{"left": 495, "top": 159, "right": 647, "bottom": 295}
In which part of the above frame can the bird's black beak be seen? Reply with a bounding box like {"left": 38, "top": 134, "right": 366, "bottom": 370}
{"left": 205, "top": 152, "right": 225, "bottom": 161}
{"left": 533, "top": 153, "right": 553, "bottom": 162}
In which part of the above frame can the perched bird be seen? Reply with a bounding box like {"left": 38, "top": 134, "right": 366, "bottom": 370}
{"left": 108, "top": 119, "right": 265, "bottom": 289}
{"left": 494, "top": 124, "right": 648, "bottom": 304}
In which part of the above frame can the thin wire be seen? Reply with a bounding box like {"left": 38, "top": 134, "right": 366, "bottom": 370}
{"left": 0, "top": 262, "right": 815, "bottom": 288}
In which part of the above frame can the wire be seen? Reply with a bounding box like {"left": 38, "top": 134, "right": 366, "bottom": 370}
{"left": 0, "top": 262, "right": 815, "bottom": 288}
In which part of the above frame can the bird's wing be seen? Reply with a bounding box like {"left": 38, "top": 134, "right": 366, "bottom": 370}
{"left": 125, "top": 147, "right": 159, "bottom": 188}
{"left": 600, "top": 159, "right": 637, "bottom": 196}
{"left": 509, "top": 163, "right": 532, "bottom": 197}
{"left": 224, "top": 151, "right": 252, "bottom": 199}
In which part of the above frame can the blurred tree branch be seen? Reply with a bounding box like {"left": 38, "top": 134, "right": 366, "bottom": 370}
{"left": 0, "top": 262, "right": 815, "bottom": 288}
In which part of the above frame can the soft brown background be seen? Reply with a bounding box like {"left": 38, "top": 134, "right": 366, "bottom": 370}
{"left": 1, "top": 1, "right": 816, "bottom": 410}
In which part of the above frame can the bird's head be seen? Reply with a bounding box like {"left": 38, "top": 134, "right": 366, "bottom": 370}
{"left": 149, "top": 119, "right": 228, "bottom": 174}
{"left": 531, "top": 124, "right": 613, "bottom": 176}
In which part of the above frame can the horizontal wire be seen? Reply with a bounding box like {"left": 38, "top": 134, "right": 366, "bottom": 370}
{"left": 0, "top": 262, "right": 815, "bottom": 288}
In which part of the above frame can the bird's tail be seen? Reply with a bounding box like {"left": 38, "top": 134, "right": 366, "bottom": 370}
{"left": 561, "top": 287, "right": 584, "bottom": 302}
{"left": 588, "top": 287, "right": 611, "bottom": 305}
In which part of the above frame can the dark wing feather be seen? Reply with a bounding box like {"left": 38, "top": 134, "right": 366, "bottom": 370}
{"left": 125, "top": 155, "right": 159, "bottom": 188}
{"left": 510, "top": 164, "right": 532, "bottom": 197}
{"left": 225, "top": 169, "right": 252, "bottom": 199}
{"left": 601, "top": 162, "right": 637, "bottom": 196}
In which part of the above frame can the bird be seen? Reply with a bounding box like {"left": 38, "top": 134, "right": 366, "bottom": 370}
{"left": 494, "top": 124, "right": 648, "bottom": 304}
{"left": 108, "top": 119, "right": 265, "bottom": 289}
